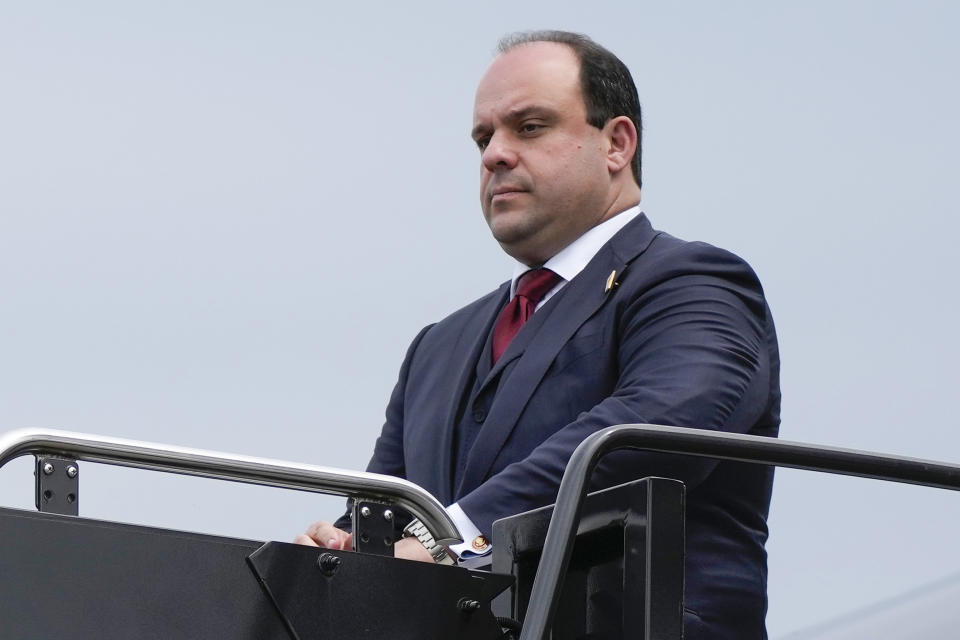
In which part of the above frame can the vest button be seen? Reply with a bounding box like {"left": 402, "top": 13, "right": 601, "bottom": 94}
{"left": 472, "top": 409, "right": 486, "bottom": 423}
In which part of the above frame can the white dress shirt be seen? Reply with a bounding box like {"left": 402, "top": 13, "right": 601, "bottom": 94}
{"left": 447, "top": 205, "right": 641, "bottom": 567}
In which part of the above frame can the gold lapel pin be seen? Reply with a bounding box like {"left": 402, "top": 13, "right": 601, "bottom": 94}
{"left": 604, "top": 270, "right": 617, "bottom": 293}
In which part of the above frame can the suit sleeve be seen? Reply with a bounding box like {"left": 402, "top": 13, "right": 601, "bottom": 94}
{"left": 332, "top": 323, "right": 434, "bottom": 532}
{"left": 458, "top": 246, "right": 777, "bottom": 535}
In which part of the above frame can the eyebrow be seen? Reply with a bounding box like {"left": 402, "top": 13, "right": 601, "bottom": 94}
{"left": 471, "top": 105, "right": 558, "bottom": 140}
{"left": 471, "top": 123, "right": 490, "bottom": 141}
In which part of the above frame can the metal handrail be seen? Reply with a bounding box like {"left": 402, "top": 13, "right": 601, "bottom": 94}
{"left": 0, "top": 428, "right": 462, "bottom": 545}
{"left": 519, "top": 423, "right": 960, "bottom": 640}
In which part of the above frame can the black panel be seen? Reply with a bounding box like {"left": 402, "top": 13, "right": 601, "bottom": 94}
{"left": 492, "top": 477, "right": 685, "bottom": 640}
{"left": 248, "top": 541, "right": 513, "bottom": 640}
{"left": 0, "top": 507, "right": 514, "bottom": 640}
{"left": 0, "top": 507, "right": 290, "bottom": 639}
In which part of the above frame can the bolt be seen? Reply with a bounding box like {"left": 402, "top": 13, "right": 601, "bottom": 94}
{"left": 42, "top": 462, "right": 54, "bottom": 475}
{"left": 66, "top": 465, "right": 78, "bottom": 478}
{"left": 317, "top": 552, "right": 342, "bottom": 576}
{"left": 457, "top": 598, "right": 481, "bottom": 613}
{"left": 360, "top": 506, "right": 372, "bottom": 518}
{"left": 383, "top": 509, "right": 393, "bottom": 521}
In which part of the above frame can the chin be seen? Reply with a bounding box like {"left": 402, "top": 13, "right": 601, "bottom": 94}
{"left": 489, "top": 223, "right": 530, "bottom": 249}
{"left": 495, "top": 235, "right": 550, "bottom": 265}
{"left": 486, "top": 207, "right": 529, "bottom": 235}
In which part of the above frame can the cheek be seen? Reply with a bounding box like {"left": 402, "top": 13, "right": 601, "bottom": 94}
{"left": 546, "top": 150, "right": 593, "bottom": 191}
{"left": 569, "top": 143, "right": 610, "bottom": 186}
{"left": 480, "top": 166, "right": 494, "bottom": 188}
{"left": 478, "top": 172, "right": 492, "bottom": 218}
{"left": 549, "top": 137, "right": 597, "bottom": 174}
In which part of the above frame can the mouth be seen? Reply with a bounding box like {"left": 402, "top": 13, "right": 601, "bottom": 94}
{"left": 490, "top": 187, "right": 527, "bottom": 201}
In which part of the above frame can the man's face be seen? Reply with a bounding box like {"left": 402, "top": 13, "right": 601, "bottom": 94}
{"left": 472, "top": 42, "right": 613, "bottom": 265}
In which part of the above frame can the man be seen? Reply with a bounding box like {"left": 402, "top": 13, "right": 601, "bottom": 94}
{"left": 298, "top": 31, "right": 780, "bottom": 639}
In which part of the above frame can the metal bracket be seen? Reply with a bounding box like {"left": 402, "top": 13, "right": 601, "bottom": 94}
{"left": 352, "top": 500, "right": 396, "bottom": 556}
{"left": 35, "top": 456, "right": 79, "bottom": 516}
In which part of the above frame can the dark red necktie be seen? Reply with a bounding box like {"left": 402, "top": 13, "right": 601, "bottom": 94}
{"left": 491, "top": 268, "right": 562, "bottom": 364}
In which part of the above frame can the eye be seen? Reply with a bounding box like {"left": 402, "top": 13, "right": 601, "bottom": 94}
{"left": 475, "top": 136, "right": 490, "bottom": 151}
{"left": 520, "top": 122, "right": 544, "bottom": 135}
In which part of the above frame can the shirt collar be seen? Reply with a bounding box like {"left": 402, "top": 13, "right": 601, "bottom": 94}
{"left": 509, "top": 205, "right": 641, "bottom": 296}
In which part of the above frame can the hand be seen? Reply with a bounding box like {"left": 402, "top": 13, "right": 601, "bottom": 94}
{"left": 393, "top": 536, "right": 435, "bottom": 563}
{"left": 294, "top": 521, "right": 353, "bottom": 551}
{"left": 295, "top": 521, "right": 436, "bottom": 563}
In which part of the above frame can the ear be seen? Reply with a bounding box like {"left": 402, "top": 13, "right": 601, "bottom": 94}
{"left": 604, "top": 116, "right": 638, "bottom": 175}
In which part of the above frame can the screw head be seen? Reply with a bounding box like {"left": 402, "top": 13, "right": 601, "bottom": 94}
{"left": 317, "top": 552, "right": 342, "bottom": 576}
{"left": 66, "top": 465, "right": 78, "bottom": 478}
{"left": 383, "top": 509, "right": 393, "bottom": 521}
{"left": 457, "top": 598, "right": 481, "bottom": 613}
{"left": 42, "top": 462, "right": 54, "bottom": 475}
{"left": 360, "top": 506, "right": 372, "bottom": 518}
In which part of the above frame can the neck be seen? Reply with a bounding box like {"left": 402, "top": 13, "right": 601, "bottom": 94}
{"left": 598, "top": 181, "right": 642, "bottom": 226}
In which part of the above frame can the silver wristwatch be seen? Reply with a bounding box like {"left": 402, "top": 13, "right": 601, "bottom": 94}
{"left": 402, "top": 518, "right": 455, "bottom": 565}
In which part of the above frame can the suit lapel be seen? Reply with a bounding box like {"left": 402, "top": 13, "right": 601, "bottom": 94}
{"left": 435, "top": 282, "right": 509, "bottom": 503}
{"left": 456, "top": 213, "right": 659, "bottom": 496}
{"left": 477, "top": 300, "right": 550, "bottom": 393}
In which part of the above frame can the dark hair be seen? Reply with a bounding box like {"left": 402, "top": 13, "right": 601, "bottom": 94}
{"left": 498, "top": 31, "right": 643, "bottom": 189}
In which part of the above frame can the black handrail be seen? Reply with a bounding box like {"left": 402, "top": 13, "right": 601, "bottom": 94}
{"left": 518, "top": 424, "right": 960, "bottom": 640}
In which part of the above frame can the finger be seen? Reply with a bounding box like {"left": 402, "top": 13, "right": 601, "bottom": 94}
{"left": 293, "top": 534, "right": 320, "bottom": 547}
{"left": 306, "top": 521, "right": 341, "bottom": 541}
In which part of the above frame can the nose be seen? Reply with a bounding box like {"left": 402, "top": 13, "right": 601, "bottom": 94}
{"left": 481, "top": 132, "right": 518, "bottom": 172}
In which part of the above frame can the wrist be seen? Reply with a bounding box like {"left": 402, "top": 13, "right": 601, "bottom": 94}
{"left": 401, "top": 518, "right": 455, "bottom": 565}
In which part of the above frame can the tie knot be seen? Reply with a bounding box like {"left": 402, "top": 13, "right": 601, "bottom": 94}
{"left": 515, "top": 268, "right": 562, "bottom": 306}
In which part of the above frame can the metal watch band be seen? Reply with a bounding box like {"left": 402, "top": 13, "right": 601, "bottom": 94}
{"left": 402, "top": 518, "right": 455, "bottom": 565}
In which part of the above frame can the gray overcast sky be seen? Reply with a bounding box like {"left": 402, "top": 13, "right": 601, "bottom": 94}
{"left": 1, "top": 2, "right": 958, "bottom": 637}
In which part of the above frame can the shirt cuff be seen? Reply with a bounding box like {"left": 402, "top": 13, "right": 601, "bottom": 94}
{"left": 446, "top": 502, "right": 493, "bottom": 569}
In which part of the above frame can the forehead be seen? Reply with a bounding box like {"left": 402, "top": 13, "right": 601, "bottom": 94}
{"left": 473, "top": 42, "right": 583, "bottom": 124}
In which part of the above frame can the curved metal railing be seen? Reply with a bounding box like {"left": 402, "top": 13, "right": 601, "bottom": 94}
{"left": 8, "top": 425, "right": 958, "bottom": 637}
{"left": 519, "top": 423, "right": 960, "bottom": 640}
{"left": 0, "top": 428, "right": 462, "bottom": 545}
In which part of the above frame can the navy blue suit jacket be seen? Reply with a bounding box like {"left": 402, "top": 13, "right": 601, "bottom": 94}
{"left": 363, "top": 213, "right": 780, "bottom": 637}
